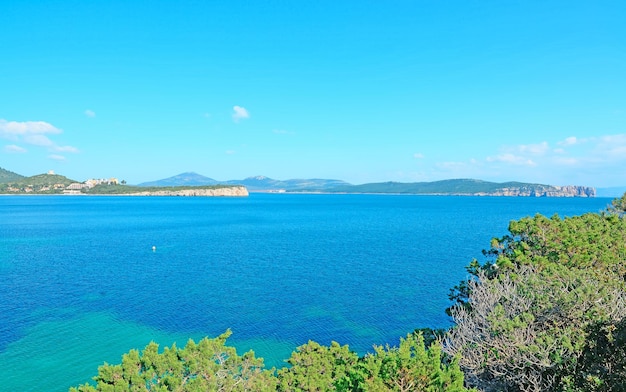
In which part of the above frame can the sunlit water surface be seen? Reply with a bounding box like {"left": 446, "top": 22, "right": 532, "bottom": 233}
{"left": 0, "top": 194, "right": 611, "bottom": 391}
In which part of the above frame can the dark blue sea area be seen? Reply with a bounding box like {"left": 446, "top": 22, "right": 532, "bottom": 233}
{"left": 0, "top": 194, "right": 612, "bottom": 391}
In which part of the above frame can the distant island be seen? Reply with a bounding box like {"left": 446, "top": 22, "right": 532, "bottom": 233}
{"left": 0, "top": 167, "right": 598, "bottom": 197}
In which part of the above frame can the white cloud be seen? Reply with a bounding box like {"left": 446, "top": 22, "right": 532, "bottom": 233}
{"left": 54, "top": 145, "right": 80, "bottom": 153}
{"left": 413, "top": 153, "right": 424, "bottom": 159}
{"left": 24, "top": 134, "right": 54, "bottom": 147}
{"left": 225, "top": 150, "right": 236, "bottom": 155}
{"left": 518, "top": 141, "right": 549, "bottom": 155}
{"left": 0, "top": 119, "right": 61, "bottom": 138}
{"left": 487, "top": 153, "right": 536, "bottom": 166}
{"left": 84, "top": 109, "right": 96, "bottom": 118}
{"left": 554, "top": 157, "right": 579, "bottom": 165}
{"left": 595, "top": 134, "right": 626, "bottom": 158}
{"left": 558, "top": 136, "right": 579, "bottom": 146}
{"left": 0, "top": 119, "right": 78, "bottom": 154}
{"left": 48, "top": 154, "right": 66, "bottom": 161}
{"left": 4, "top": 144, "right": 27, "bottom": 153}
{"left": 232, "top": 106, "right": 250, "bottom": 122}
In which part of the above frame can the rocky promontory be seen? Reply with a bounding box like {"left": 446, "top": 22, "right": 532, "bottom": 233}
{"left": 474, "top": 185, "right": 596, "bottom": 197}
{"left": 126, "top": 186, "right": 248, "bottom": 197}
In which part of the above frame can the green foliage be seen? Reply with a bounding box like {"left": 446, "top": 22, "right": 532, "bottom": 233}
{"left": 0, "top": 166, "right": 25, "bottom": 183}
{"left": 0, "top": 172, "right": 77, "bottom": 193}
{"left": 69, "top": 330, "right": 277, "bottom": 392}
{"left": 568, "top": 319, "right": 626, "bottom": 391}
{"left": 72, "top": 332, "right": 472, "bottom": 392}
{"left": 352, "top": 333, "right": 471, "bottom": 392}
{"left": 608, "top": 192, "right": 626, "bottom": 216}
{"left": 277, "top": 341, "right": 358, "bottom": 391}
{"left": 328, "top": 179, "right": 585, "bottom": 195}
{"left": 275, "top": 333, "right": 472, "bottom": 392}
{"left": 446, "top": 196, "right": 626, "bottom": 391}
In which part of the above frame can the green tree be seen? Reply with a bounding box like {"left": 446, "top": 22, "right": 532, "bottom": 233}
{"left": 608, "top": 192, "right": 626, "bottom": 216}
{"left": 445, "top": 197, "right": 626, "bottom": 391}
{"left": 277, "top": 341, "right": 358, "bottom": 391}
{"left": 70, "top": 330, "right": 277, "bottom": 392}
{"left": 353, "top": 333, "right": 471, "bottom": 392}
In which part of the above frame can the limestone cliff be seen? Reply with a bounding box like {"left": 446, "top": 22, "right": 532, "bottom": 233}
{"left": 127, "top": 186, "right": 248, "bottom": 197}
{"left": 474, "top": 185, "right": 596, "bottom": 197}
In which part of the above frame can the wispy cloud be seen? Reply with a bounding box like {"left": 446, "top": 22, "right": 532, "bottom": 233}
{"left": 232, "top": 106, "right": 250, "bottom": 122}
{"left": 558, "top": 136, "right": 579, "bottom": 146}
{"left": 486, "top": 153, "right": 537, "bottom": 166}
{"left": 518, "top": 141, "right": 549, "bottom": 155}
{"left": 422, "top": 133, "right": 626, "bottom": 186}
{"left": 413, "top": 153, "right": 424, "bottom": 159}
{"left": 84, "top": 109, "right": 96, "bottom": 118}
{"left": 0, "top": 119, "right": 61, "bottom": 138}
{"left": 4, "top": 144, "right": 27, "bottom": 153}
{"left": 48, "top": 154, "right": 66, "bottom": 161}
{"left": 225, "top": 150, "right": 236, "bottom": 155}
{"left": 0, "top": 119, "right": 78, "bottom": 156}
{"left": 273, "top": 129, "right": 294, "bottom": 135}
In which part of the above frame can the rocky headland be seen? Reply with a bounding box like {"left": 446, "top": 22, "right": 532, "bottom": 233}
{"left": 125, "top": 186, "right": 249, "bottom": 197}
{"left": 473, "top": 185, "right": 596, "bottom": 197}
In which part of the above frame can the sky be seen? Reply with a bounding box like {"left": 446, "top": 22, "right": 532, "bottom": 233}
{"left": 1, "top": 1, "right": 625, "bottom": 187}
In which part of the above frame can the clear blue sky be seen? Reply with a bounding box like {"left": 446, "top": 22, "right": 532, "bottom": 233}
{"left": 1, "top": 1, "right": 624, "bottom": 187}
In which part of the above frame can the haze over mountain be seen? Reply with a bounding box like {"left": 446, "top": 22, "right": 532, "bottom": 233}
{"left": 138, "top": 172, "right": 219, "bottom": 187}
{"left": 2, "top": 166, "right": 621, "bottom": 197}
{"left": 139, "top": 173, "right": 350, "bottom": 191}
{"left": 138, "top": 172, "right": 598, "bottom": 197}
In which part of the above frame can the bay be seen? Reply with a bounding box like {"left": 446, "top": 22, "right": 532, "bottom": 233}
{"left": 0, "top": 194, "right": 611, "bottom": 391}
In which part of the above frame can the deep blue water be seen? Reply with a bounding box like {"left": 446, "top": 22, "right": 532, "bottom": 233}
{"left": 0, "top": 194, "right": 611, "bottom": 391}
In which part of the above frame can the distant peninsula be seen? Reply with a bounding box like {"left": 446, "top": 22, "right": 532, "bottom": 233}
{"left": 0, "top": 168, "right": 247, "bottom": 197}
{"left": 143, "top": 172, "right": 596, "bottom": 197}
{"left": 0, "top": 167, "right": 598, "bottom": 197}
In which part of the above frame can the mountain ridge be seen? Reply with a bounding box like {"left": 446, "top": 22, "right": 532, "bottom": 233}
{"left": 0, "top": 167, "right": 605, "bottom": 197}
{"left": 140, "top": 173, "right": 597, "bottom": 197}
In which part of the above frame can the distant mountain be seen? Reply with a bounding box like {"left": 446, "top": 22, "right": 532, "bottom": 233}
{"left": 0, "top": 167, "right": 25, "bottom": 183}
{"left": 224, "top": 176, "right": 351, "bottom": 191}
{"left": 139, "top": 174, "right": 594, "bottom": 197}
{"left": 139, "top": 173, "right": 351, "bottom": 191}
{"left": 138, "top": 172, "right": 219, "bottom": 187}
{"left": 596, "top": 187, "right": 626, "bottom": 198}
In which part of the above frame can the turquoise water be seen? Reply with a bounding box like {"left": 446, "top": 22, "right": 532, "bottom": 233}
{"left": 0, "top": 194, "right": 611, "bottom": 391}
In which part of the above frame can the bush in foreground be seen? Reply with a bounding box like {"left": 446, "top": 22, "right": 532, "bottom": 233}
{"left": 70, "top": 331, "right": 472, "bottom": 391}
{"left": 444, "top": 203, "right": 626, "bottom": 391}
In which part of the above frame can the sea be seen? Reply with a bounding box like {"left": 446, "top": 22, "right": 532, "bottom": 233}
{"left": 0, "top": 193, "right": 612, "bottom": 391}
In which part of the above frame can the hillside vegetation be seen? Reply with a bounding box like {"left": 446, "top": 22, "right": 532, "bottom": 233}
{"left": 69, "top": 194, "right": 626, "bottom": 391}
{"left": 0, "top": 167, "right": 24, "bottom": 183}
{"left": 0, "top": 172, "right": 77, "bottom": 194}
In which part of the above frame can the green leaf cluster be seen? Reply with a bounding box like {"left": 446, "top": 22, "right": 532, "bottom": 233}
{"left": 70, "top": 332, "right": 472, "bottom": 392}
{"left": 446, "top": 193, "right": 626, "bottom": 391}
{"left": 70, "top": 330, "right": 277, "bottom": 392}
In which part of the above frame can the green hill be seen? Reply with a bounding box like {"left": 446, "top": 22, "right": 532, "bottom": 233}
{"left": 0, "top": 172, "right": 77, "bottom": 194}
{"left": 0, "top": 167, "right": 25, "bottom": 183}
{"left": 327, "top": 179, "right": 596, "bottom": 197}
